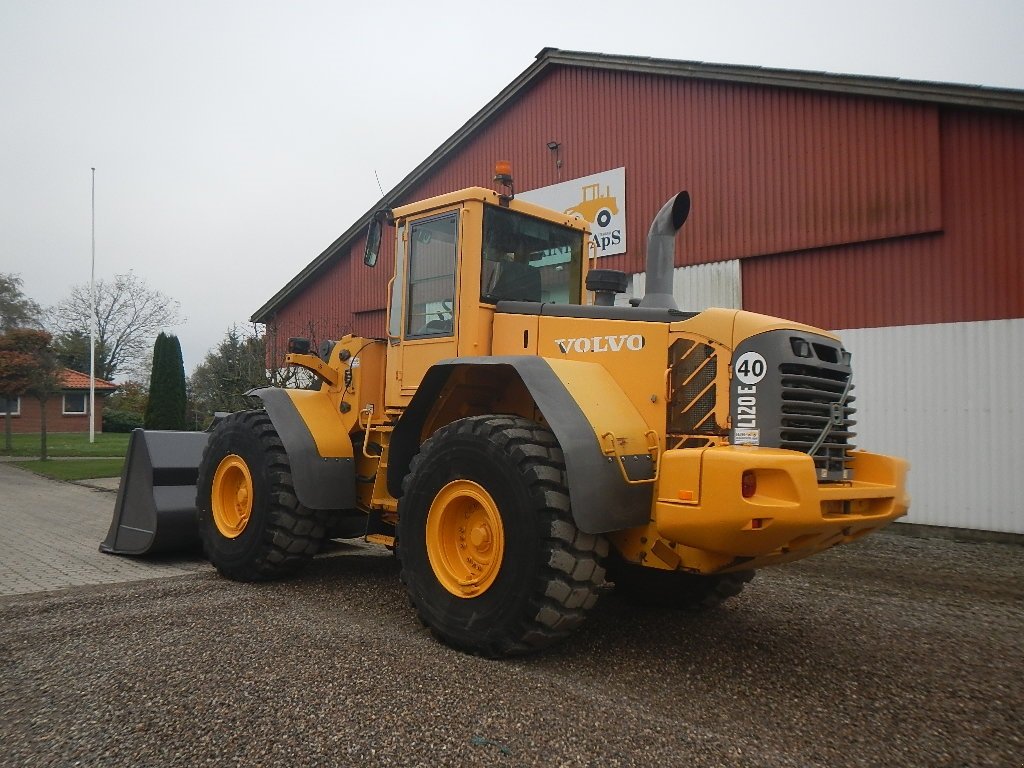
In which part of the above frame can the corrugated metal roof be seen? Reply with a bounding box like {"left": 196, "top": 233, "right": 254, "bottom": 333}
{"left": 251, "top": 48, "right": 1024, "bottom": 323}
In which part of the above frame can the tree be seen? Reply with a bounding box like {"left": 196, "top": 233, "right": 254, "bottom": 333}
{"left": 47, "top": 272, "right": 182, "bottom": 381}
{"left": 51, "top": 329, "right": 109, "bottom": 378}
{"left": 0, "top": 329, "right": 57, "bottom": 456}
{"left": 0, "top": 329, "right": 39, "bottom": 450}
{"left": 0, "top": 273, "right": 42, "bottom": 332}
{"left": 25, "top": 335, "right": 60, "bottom": 460}
{"left": 189, "top": 326, "right": 270, "bottom": 426}
{"left": 103, "top": 378, "right": 148, "bottom": 433}
{"left": 144, "top": 333, "right": 187, "bottom": 430}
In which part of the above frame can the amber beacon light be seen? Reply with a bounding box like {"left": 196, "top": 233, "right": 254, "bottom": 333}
{"left": 494, "top": 160, "right": 515, "bottom": 204}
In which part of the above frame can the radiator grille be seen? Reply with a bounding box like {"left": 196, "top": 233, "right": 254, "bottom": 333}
{"left": 668, "top": 339, "right": 723, "bottom": 436}
{"left": 778, "top": 363, "right": 857, "bottom": 479}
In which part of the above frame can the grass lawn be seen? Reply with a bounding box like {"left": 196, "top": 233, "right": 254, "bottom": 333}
{"left": 12, "top": 458, "right": 125, "bottom": 481}
{"left": 0, "top": 432, "right": 130, "bottom": 457}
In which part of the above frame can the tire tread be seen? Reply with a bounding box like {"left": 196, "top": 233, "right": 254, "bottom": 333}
{"left": 399, "top": 415, "right": 608, "bottom": 657}
{"left": 197, "top": 410, "right": 328, "bottom": 581}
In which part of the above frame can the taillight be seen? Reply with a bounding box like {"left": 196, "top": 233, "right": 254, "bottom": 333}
{"left": 741, "top": 471, "right": 757, "bottom": 498}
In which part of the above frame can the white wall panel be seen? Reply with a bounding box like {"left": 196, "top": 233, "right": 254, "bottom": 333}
{"left": 838, "top": 319, "right": 1023, "bottom": 534}
{"left": 624, "top": 260, "right": 742, "bottom": 310}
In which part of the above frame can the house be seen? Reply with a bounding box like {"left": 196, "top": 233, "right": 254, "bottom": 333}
{"left": 0, "top": 369, "right": 117, "bottom": 434}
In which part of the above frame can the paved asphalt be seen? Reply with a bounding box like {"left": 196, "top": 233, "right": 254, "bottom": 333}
{"left": 0, "top": 463, "right": 1021, "bottom": 767}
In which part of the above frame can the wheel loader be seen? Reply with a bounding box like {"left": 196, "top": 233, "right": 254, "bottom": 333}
{"left": 102, "top": 163, "right": 909, "bottom": 657}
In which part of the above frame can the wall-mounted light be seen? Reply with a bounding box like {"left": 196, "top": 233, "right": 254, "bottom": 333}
{"left": 547, "top": 140, "right": 562, "bottom": 178}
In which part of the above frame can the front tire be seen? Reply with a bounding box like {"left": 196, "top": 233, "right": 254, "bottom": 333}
{"left": 397, "top": 415, "right": 608, "bottom": 657}
{"left": 196, "top": 410, "right": 328, "bottom": 581}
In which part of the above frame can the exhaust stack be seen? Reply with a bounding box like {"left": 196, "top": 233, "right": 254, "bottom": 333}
{"left": 638, "top": 191, "right": 690, "bottom": 310}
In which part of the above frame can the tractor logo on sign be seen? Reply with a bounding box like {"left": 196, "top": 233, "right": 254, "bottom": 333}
{"left": 565, "top": 184, "right": 619, "bottom": 229}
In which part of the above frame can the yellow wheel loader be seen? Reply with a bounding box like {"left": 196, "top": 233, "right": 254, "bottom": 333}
{"left": 103, "top": 164, "right": 908, "bottom": 657}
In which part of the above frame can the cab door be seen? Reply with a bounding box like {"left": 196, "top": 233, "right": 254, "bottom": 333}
{"left": 392, "top": 208, "right": 461, "bottom": 400}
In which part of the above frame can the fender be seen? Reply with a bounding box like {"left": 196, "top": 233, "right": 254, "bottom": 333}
{"left": 247, "top": 387, "right": 356, "bottom": 510}
{"left": 388, "top": 356, "right": 654, "bottom": 534}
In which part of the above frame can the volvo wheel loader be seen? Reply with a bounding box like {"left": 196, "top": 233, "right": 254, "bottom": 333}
{"left": 103, "top": 164, "right": 909, "bottom": 657}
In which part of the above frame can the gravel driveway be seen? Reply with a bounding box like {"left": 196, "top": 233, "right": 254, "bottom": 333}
{"left": 1, "top": 530, "right": 1021, "bottom": 767}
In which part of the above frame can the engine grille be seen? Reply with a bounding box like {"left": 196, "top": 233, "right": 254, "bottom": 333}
{"left": 778, "top": 362, "right": 856, "bottom": 480}
{"left": 667, "top": 338, "right": 723, "bottom": 437}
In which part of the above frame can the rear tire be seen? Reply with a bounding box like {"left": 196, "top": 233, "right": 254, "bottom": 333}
{"left": 608, "top": 558, "right": 754, "bottom": 610}
{"left": 397, "top": 415, "right": 608, "bottom": 657}
{"left": 196, "top": 410, "right": 328, "bottom": 581}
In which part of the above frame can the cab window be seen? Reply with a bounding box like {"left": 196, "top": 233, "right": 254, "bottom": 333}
{"left": 481, "top": 205, "right": 583, "bottom": 305}
{"left": 406, "top": 212, "right": 458, "bottom": 337}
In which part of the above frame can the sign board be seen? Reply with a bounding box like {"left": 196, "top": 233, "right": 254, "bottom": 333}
{"left": 520, "top": 167, "right": 626, "bottom": 257}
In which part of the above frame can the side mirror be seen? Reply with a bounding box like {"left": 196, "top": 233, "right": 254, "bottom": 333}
{"left": 363, "top": 208, "right": 394, "bottom": 267}
{"left": 363, "top": 217, "right": 383, "bottom": 267}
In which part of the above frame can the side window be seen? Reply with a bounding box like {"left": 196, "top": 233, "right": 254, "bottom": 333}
{"left": 388, "top": 223, "right": 406, "bottom": 340}
{"left": 406, "top": 212, "right": 458, "bottom": 338}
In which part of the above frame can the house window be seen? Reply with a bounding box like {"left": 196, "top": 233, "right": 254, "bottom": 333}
{"left": 0, "top": 397, "right": 20, "bottom": 416}
{"left": 63, "top": 393, "right": 88, "bottom": 415}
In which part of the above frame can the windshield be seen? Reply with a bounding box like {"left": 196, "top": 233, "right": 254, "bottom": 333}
{"left": 480, "top": 205, "right": 583, "bottom": 305}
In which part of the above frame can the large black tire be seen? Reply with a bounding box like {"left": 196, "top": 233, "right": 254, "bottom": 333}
{"left": 397, "top": 415, "right": 608, "bottom": 657}
{"left": 608, "top": 558, "right": 754, "bottom": 610}
{"left": 196, "top": 410, "right": 328, "bottom": 581}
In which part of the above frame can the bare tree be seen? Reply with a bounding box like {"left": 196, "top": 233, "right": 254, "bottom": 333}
{"left": 47, "top": 272, "right": 182, "bottom": 381}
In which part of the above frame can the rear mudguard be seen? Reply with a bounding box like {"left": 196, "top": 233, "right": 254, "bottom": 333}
{"left": 247, "top": 387, "right": 356, "bottom": 510}
{"left": 388, "top": 356, "right": 654, "bottom": 534}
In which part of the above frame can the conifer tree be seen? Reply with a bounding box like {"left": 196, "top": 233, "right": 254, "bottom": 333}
{"left": 144, "top": 333, "right": 187, "bottom": 429}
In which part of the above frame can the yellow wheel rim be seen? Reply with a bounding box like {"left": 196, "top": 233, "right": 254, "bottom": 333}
{"left": 426, "top": 479, "right": 505, "bottom": 598}
{"left": 211, "top": 454, "right": 254, "bottom": 539}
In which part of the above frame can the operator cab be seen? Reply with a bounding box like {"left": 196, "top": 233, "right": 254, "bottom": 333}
{"left": 362, "top": 175, "right": 590, "bottom": 403}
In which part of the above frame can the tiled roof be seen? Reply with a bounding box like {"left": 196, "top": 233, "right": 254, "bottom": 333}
{"left": 60, "top": 369, "right": 117, "bottom": 391}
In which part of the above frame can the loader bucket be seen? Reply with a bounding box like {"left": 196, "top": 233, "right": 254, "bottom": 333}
{"left": 99, "top": 429, "right": 210, "bottom": 556}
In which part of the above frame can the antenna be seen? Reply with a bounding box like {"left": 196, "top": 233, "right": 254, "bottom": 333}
{"left": 373, "top": 170, "right": 385, "bottom": 197}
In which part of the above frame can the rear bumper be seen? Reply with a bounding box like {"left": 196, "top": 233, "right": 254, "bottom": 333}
{"left": 653, "top": 447, "right": 909, "bottom": 568}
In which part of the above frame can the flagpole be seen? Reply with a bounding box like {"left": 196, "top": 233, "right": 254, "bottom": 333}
{"left": 89, "top": 167, "right": 96, "bottom": 444}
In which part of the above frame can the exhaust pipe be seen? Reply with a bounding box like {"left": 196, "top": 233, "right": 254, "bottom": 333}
{"left": 639, "top": 191, "right": 690, "bottom": 310}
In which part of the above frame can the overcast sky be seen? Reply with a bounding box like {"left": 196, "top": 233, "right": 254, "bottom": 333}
{"left": 2, "top": 0, "right": 1022, "bottom": 378}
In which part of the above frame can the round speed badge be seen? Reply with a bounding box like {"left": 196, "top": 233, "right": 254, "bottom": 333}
{"left": 735, "top": 351, "right": 767, "bottom": 385}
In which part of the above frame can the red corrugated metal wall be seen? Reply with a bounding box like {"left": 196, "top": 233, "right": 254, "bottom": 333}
{"left": 268, "top": 65, "right": 1022, "bottom": 342}
{"left": 743, "top": 109, "right": 1024, "bottom": 328}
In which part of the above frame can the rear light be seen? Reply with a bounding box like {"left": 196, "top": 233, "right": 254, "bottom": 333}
{"left": 741, "top": 470, "right": 757, "bottom": 498}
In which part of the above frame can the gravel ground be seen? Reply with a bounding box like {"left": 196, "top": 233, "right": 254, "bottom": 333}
{"left": 1, "top": 533, "right": 1021, "bottom": 768}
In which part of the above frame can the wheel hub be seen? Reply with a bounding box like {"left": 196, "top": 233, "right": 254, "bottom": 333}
{"left": 211, "top": 454, "right": 253, "bottom": 539}
{"left": 426, "top": 479, "right": 505, "bottom": 598}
